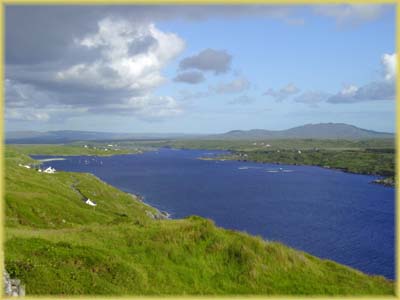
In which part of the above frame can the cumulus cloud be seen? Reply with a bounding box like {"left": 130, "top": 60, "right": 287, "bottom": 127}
{"left": 6, "top": 17, "right": 185, "bottom": 122}
{"left": 228, "top": 95, "right": 255, "bottom": 105}
{"left": 88, "top": 95, "right": 183, "bottom": 120}
{"left": 327, "top": 52, "right": 396, "bottom": 104}
{"left": 5, "top": 79, "right": 90, "bottom": 122}
{"left": 293, "top": 52, "right": 396, "bottom": 106}
{"left": 327, "top": 81, "right": 395, "bottom": 104}
{"left": 264, "top": 83, "right": 300, "bottom": 101}
{"left": 179, "top": 49, "right": 232, "bottom": 74}
{"left": 313, "top": 4, "right": 388, "bottom": 26}
{"left": 5, "top": 5, "right": 307, "bottom": 66}
{"left": 382, "top": 53, "right": 396, "bottom": 81}
{"left": 293, "top": 91, "right": 329, "bottom": 107}
{"left": 57, "top": 18, "right": 184, "bottom": 92}
{"left": 211, "top": 77, "right": 250, "bottom": 94}
{"left": 174, "top": 71, "right": 205, "bottom": 84}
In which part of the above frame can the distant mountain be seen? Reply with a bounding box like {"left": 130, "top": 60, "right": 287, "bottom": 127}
{"left": 5, "top": 130, "right": 202, "bottom": 144}
{"left": 6, "top": 123, "right": 394, "bottom": 143}
{"left": 209, "top": 123, "right": 394, "bottom": 140}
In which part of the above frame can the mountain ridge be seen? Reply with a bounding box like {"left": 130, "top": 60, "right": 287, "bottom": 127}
{"left": 210, "top": 123, "right": 394, "bottom": 140}
{"left": 6, "top": 123, "right": 394, "bottom": 143}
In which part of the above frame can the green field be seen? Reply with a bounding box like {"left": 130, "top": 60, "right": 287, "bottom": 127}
{"left": 4, "top": 145, "right": 394, "bottom": 295}
{"left": 147, "top": 138, "right": 395, "bottom": 151}
{"left": 8, "top": 143, "right": 141, "bottom": 157}
{"left": 220, "top": 148, "right": 394, "bottom": 175}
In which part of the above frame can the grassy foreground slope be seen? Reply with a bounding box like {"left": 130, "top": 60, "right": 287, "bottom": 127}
{"left": 4, "top": 147, "right": 393, "bottom": 295}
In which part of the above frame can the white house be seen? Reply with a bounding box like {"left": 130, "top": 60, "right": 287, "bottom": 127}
{"left": 18, "top": 164, "right": 31, "bottom": 169}
{"left": 85, "top": 199, "right": 97, "bottom": 207}
{"left": 43, "top": 167, "right": 56, "bottom": 174}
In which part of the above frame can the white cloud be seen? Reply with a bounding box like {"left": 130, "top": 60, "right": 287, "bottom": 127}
{"left": 340, "top": 85, "right": 359, "bottom": 96}
{"left": 294, "top": 53, "right": 396, "bottom": 106}
{"left": 314, "top": 4, "right": 386, "bottom": 26}
{"left": 264, "top": 83, "right": 300, "bottom": 101}
{"left": 123, "top": 95, "right": 183, "bottom": 119}
{"left": 327, "top": 53, "right": 396, "bottom": 104}
{"left": 87, "top": 95, "right": 183, "bottom": 120}
{"left": 293, "top": 91, "right": 329, "bottom": 107}
{"left": 7, "top": 18, "right": 186, "bottom": 122}
{"left": 211, "top": 77, "right": 250, "bottom": 94}
{"left": 58, "top": 19, "right": 184, "bottom": 92}
{"left": 382, "top": 53, "right": 396, "bottom": 81}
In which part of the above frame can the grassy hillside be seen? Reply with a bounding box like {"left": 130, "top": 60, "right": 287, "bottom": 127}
{"left": 4, "top": 147, "right": 394, "bottom": 295}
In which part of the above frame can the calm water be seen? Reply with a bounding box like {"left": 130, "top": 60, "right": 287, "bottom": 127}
{"left": 34, "top": 148, "right": 395, "bottom": 279}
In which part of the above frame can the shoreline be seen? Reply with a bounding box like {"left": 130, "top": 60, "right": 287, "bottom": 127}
{"left": 29, "top": 152, "right": 172, "bottom": 219}
{"left": 37, "top": 157, "right": 66, "bottom": 162}
{"left": 200, "top": 154, "right": 395, "bottom": 188}
{"left": 130, "top": 193, "right": 171, "bottom": 220}
{"left": 22, "top": 148, "right": 393, "bottom": 280}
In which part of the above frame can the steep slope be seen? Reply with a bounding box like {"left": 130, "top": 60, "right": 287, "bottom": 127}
{"left": 4, "top": 148, "right": 393, "bottom": 295}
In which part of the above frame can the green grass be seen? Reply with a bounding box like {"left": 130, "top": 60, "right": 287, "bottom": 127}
{"left": 7, "top": 144, "right": 140, "bottom": 156}
{"left": 4, "top": 146, "right": 394, "bottom": 295}
{"left": 225, "top": 149, "right": 395, "bottom": 177}
{"left": 144, "top": 138, "right": 395, "bottom": 151}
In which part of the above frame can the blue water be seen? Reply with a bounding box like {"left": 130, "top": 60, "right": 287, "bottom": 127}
{"left": 33, "top": 148, "right": 395, "bottom": 279}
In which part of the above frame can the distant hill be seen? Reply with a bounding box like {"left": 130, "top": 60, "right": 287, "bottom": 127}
{"left": 6, "top": 123, "right": 394, "bottom": 143}
{"left": 5, "top": 130, "right": 202, "bottom": 144}
{"left": 209, "top": 123, "right": 394, "bottom": 140}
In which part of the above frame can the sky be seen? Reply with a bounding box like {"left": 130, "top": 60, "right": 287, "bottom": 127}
{"left": 5, "top": 4, "right": 397, "bottom": 133}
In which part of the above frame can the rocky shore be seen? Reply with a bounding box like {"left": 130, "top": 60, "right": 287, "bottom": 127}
{"left": 4, "top": 271, "right": 25, "bottom": 297}
{"left": 372, "top": 177, "right": 395, "bottom": 187}
{"left": 132, "top": 194, "right": 171, "bottom": 220}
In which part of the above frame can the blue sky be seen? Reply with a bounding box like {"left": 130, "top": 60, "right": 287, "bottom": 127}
{"left": 5, "top": 5, "right": 397, "bottom": 133}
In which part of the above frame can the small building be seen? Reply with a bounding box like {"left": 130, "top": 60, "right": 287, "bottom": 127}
{"left": 18, "top": 164, "right": 31, "bottom": 169}
{"left": 85, "top": 199, "right": 97, "bottom": 207}
{"left": 43, "top": 167, "right": 56, "bottom": 174}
